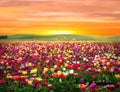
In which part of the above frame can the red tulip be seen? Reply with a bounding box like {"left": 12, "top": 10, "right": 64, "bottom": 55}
{"left": 92, "top": 74, "right": 97, "bottom": 79}
{"left": 60, "top": 73, "right": 66, "bottom": 80}
{"left": 6, "top": 90, "right": 11, "bottom": 92}
{"left": 14, "top": 68, "right": 18, "bottom": 72}
{"left": 106, "top": 85, "right": 116, "bottom": 90}
{"left": 45, "top": 75, "right": 50, "bottom": 79}
{"left": 39, "top": 69, "right": 43, "bottom": 73}
{"left": 21, "top": 76, "right": 27, "bottom": 81}
{"left": 12, "top": 75, "right": 20, "bottom": 81}
{"left": 20, "top": 81, "right": 27, "bottom": 85}
{"left": 79, "top": 84, "right": 86, "bottom": 91}
{"left": 52, "top": 73, "right": 59, "bottom": 78}
{"left": 34, "top": 80, "right": 39, "bottom": 84}
{"left": 42, "top": 81, "right": 48, "bottom": 86}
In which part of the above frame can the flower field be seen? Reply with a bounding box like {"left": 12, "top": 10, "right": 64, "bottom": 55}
{"left": 0, "top": 41, "right": 120, "bottom": 92}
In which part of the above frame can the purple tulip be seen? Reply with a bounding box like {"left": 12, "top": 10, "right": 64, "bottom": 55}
{"left": 79, "top": 74, "right": 83, "bottom": 78}
{"left": 54, "top": 68, "right": 59, "bottom": 72}
{"left": 32, "top": 84, "right": 36, "bottom": 89}
{"left": 88, "top": 82, "right": 96, "bottom": 89}
{"left": 80, "top": 80, "right": 84, "bottom": 84}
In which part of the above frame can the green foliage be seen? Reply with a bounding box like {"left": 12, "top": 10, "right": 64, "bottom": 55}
{"left": 7, "top": 34, "right": 120, "bottom": 41}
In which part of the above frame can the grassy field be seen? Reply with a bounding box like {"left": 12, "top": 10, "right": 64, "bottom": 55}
{"left": 4, "top": 34, "right": 120, "bottom": 41}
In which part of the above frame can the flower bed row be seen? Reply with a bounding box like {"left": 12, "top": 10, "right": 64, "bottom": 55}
{"left": 0, "top": 41, "right": 120, "bottom": 92}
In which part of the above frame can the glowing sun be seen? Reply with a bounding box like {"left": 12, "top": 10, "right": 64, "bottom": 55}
{"left": 47, "top": 30, "right": 75, "bottom": 35}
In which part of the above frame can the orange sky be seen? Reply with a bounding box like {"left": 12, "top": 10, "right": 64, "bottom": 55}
{"left": 0, "top": 0, "right": 120, "bottom": 36}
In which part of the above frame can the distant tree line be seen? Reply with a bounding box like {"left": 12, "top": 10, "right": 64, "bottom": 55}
{"left": 0, "top": 35, "right": 8, "bottom": 39}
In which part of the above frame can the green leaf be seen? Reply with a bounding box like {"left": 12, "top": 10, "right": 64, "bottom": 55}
{"left": 50, "top": 90, "right": 54, "bottom": 92}
{"left": 85, "top": 82, "right": 89, "bottom": 86}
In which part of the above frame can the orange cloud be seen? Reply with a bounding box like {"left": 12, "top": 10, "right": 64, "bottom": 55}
{"left": 0, "top": 0, "right": 120, "bottom": 36}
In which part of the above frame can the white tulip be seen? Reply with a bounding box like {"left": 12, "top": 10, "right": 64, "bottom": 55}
{"left": 69, "top": 70, "right": 74, "bottom": 74}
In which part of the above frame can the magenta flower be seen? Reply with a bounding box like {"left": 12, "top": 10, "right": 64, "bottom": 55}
{"left": 88, "top": 82, "right": 96, "bottom": 89}
{"left": 0, "top": 80, "right": 6, "bottom": 84}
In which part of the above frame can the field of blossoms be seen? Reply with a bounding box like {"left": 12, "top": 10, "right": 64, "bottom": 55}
{"left": 0, "top": 41, "right": 120, "bottom": 92}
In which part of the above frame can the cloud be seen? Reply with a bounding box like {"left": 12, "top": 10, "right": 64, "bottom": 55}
{"left": 0, "top": 0, "right": 120, "bottom": 22}
{"left": 0, "top": 0, "right": 120, "bottom": 35}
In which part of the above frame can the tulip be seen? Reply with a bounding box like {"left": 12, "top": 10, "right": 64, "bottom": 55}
{"left": 30, "top": 68, "right": 38, "bottom": 74}
{"left": 79, "top": 84, "right": 86, "bottom": 91}
{"left": 50, "top": 68, "right": 54, "bottom": 73}
{"left": 115, "top": 74, "right": 120, "bottom": 78}
{"left": 12, "top": 75, "right": 20, "bottom": 81}
{"left": 54, "top": 68, "right": 59, "bottom": 72}
{"left": 69, "top": 69, "right": 74, "bottom": 74}
{"left": 57, "top": 71, "right": 62, "bottom": 76}
{"left": 20, "top": 81, "right": 27, "bottom": 85}
{"left": 43, "top": 67, "right": 48, "bottom": 73}
{"left": 6, "top": 74, "right": 12, "bottom": 79}
{"left": 92, "top": 74, "right": 97, "bottom": 79}
{"left": 106, "top": 62, "right": 110, "bottom": 66}
{"left": 27, "top": 80, "right": 33, "bottom": 85}
{"left": 79, "top": 74, "right": 83, "bottom": 78}
{"left": 88, "top": 82, "right": 96, "bottom": 89}
{"left": 106, "top": 85, "right": 116, "bottom": 90}
{"left": 80, "top": 80, "right": 85, "bottom": 84}
{"left": 103, "top": 66, "right": 107, "bottom": 70}
{"left": 60, "top": 73, "right": 66, "bottom": 80}
{"left": 52, "top": 73, "right": 59, "bottom": 78}
{"left": 53, "top": 65, "right": 58, "bottom": 68}
{"left": 62, "top": 67, "right": 66, "bottom": 71}
{"left": 34, "top": 52, "right": 39, "bottom": 56}
{"left": 14, "top": 81, "right": 18, "bottom": 85}
{"left": 117, "top": 81, "right": 120, "bottom": 86}
{"left": 22, "top": 71, "right": 27, "bottom": 75}
{"left": 0, "top": 80, "right": 6, "bottom": 84}
{"left": 32, "top": 84, "right": 37, "bottom": 89}
{"left": 45, "top": 75, "right": 50, "bottom": 79}
{"left": 21, "top": 75, "right": 27, "bottom": 81}
{"left": 35, "top": 77, "right": 42, "bottom": 81}
{"left": 42, "top": 81, "right": 48, "bottom": 86}
{"left": 47, "top": 84, "right": 53, "bottom": 89}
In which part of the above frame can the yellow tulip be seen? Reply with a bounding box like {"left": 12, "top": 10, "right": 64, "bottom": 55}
{"left": 43, "top": 67, "right": 48, "bottom": 73}
{"left": 57, "top": 71, "right": 62, "bottom": 76}
{"left": 22, "top": 71, "right": 27, "bottom": 75}
{"left": 106, "top": 62, "right": 110, "bottom": 66}
{"left": 30, "top": 68, "right": 38, "bottom": 74}
{"left": 66, "top": 61, "right": 70, "bottom": 63}
{"left": 28, "top": 80, "right": 33, "bottom": 85}
{"left": 18, "top": 57, "right": 22, "bottom": 61}
{"left": 103, "top": 66, "right": 107, "bottom": 70}
{"left": 102, "top": 59, "right": 106, "bottom": 62}
{"left": 63, "top": 72, "right": 68, "bottom": 76}
{"left": 115, "top": 74, "right": 120, "bottom": 78}
{"left": 34, "top": 52, "right": 39, "bottom": 56}
{"left": 54, "top": 65, "right": 57, "bottom": 68}
{"left": 36, "top": 77, "right": 42, "bottom": 81}
{"left": 64, "top": 63, "right": 68, "bottom": 67}
{"left": 6, "top": 75, "right": 12, "bottom": 79}
{"left": 28, "top": 63, "right": 32, "bottom": 66}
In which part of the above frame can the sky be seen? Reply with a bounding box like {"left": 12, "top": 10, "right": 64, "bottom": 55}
{"left": 0, "top": 0, "right": 120, "bottom": 36}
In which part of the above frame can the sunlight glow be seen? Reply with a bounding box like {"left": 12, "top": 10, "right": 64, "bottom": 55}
{"left": 45, "top": 30, "right": 75, "bottom": 35}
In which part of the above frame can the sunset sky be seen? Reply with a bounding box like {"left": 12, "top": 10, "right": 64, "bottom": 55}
{"left": 0, "top": 0, "right": 120, "bottom": 36}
